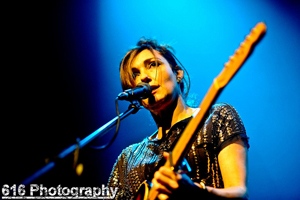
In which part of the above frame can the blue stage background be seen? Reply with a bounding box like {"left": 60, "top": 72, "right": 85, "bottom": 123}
{"left": 3, "top": 1, "right": 300, "bottom": 199}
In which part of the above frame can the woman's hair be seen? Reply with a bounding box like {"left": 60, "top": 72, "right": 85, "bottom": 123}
{"left": 119, "top": 38, "right": 190, "bottom": 99}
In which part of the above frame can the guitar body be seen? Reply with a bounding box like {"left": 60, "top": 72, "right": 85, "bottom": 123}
{"left": 134, "top": 180, "right": 151, "bottom": 200}
{"left": 133, "top": 22, "right": 266, "bottom": 200}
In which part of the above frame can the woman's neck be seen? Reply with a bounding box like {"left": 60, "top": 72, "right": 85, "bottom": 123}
{"left": 151, "top": 95, "right": 196, "bottom": 140}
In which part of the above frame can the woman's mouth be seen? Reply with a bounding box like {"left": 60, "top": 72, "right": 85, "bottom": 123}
{"left": 151, "top": 85, "right": 160, "bottom": 94}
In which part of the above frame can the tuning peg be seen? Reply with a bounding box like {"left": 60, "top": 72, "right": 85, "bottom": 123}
{"left": 245, "top": 35, "right": 251, "bottom": 41}
{"left": 240, "top": 42, "right": 246, "bottom": 48}
{"left": 229, "top": 55, "right": 235, "bottom": 62}
{"left": 235, "top": 48, "right": 242, "bottom": 55}
{"left": 224, "top": 62, "right": 230, "bottom": 68}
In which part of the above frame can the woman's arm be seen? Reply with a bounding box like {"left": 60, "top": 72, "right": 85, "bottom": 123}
{"left": 206, "top": 139, "right": 248, "bottom": 199}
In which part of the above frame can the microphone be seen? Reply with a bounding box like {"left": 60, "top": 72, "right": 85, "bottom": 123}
{"left": 117, "top": 82, "right": 152, "bottom": 101}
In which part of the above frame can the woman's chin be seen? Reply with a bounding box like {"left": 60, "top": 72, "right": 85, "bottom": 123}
{"left": 143, "top": 96, "right": 174, "bottom": 114}
{"left": 143, "top": 97, "right": 163, "bottom": 111}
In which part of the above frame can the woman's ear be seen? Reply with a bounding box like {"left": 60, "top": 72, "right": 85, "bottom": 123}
{"left": 175, "top": 65, "right": 184, "bottom": 80}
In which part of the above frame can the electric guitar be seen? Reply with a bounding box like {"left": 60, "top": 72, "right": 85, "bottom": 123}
{"left": 134, "top": 22, "right": 267, "bottom": 200}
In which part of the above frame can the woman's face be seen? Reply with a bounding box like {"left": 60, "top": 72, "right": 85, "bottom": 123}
{"left": 130, "top": 49, "right": 182, "bottom": 113}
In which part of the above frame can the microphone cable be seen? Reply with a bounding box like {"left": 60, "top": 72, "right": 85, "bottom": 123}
{"left": 88, "top": 97, "right": 121, "bottom": 150}
{"left": 88, "top": 83, "right": 150, "bottom": 150}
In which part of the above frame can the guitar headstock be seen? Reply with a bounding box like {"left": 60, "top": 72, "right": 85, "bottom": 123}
{"left": 214, "top": 22, "right": 267, "bottom": 90}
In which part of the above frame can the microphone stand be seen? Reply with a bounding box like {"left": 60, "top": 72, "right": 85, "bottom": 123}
{"left": 21, "top": 101, "right": 142, "bottom": 185}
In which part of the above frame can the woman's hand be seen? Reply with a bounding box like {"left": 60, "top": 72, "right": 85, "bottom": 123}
{"left": 150, "top": 152, "right": 180, "bottom": 199}
{"left": 150, "top": 152, "right": 203, "bottom": 200}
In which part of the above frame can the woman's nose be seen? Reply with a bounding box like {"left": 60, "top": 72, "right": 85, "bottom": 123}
{"left": 140, "top": 74, "right": 152, "bottom": 83}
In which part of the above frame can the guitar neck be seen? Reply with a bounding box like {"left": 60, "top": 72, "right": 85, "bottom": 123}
{"left": 166, "top": 82, "right": 220, "bottom": 169}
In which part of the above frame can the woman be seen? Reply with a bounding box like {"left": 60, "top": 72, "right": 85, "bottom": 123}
{"left": 108, "top": 38, "right": 249, "bottom": 200}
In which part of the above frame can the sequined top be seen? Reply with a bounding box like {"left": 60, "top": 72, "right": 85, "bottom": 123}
{"left": 107, "top": 103, "right": 249, "bottom": 200}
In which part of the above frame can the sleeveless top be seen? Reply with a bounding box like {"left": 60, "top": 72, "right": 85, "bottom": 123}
{"left": 107, "top": 103, "right": 249, "bottom": 200}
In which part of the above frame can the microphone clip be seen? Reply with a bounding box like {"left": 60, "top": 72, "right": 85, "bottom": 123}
{"left": 117, "top": 82, "right": 152, "bottom": 101}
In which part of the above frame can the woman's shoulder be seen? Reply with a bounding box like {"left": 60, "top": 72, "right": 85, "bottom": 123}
{"left": 196, "top": 102, "right": 248, "bottom": 149}
{"left": 211, "top": 102, "right": 236, "bottom": 113}
{"left": 209, "top": 103, "right": 244, "bottom": 125}
{"left": 118, "top": 137, "right": 150, "bottom": 157}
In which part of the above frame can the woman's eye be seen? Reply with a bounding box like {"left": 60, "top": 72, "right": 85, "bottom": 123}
{"left": 149, "top": 61, "right": 161, "bottom": 68}
{"left": 132, "top": 72, "right": 140, "bottom": 79}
